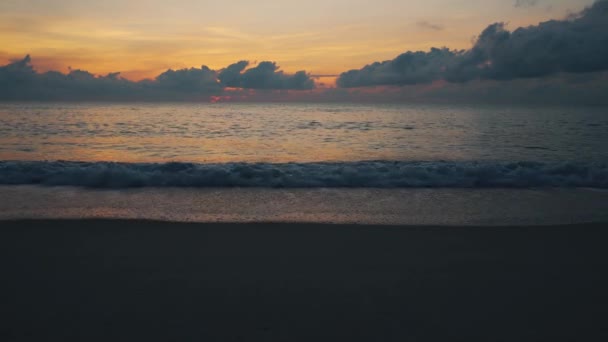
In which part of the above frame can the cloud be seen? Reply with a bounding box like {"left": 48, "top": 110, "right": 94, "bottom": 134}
{"left": 450, "top": 0, "right": 608, "bottom": 81}
{"left": 219, "top": 61, "right": 314, "bottom": 90}
{"left": 156, "top": 66, "right": 219, "bottom": 90}
{"left": 337, "top": 48, "right": 460, "bottom": 87}
{"left": 0, "top": 55, "right": 314, "bottom": 101}
{"left": 218, "top": 60, "right": 249, "bottom": 87}
{"left": 0, "top": 55, "right": 147, "bottom": 101}
{"left": 338, "top": 0, "right": 608, "bottom": 87}
{"left": 514, "top": 0, "right": 540, "bottom": 8}
{"left": 417, "top": 21, "right": 445, "bottom": 31}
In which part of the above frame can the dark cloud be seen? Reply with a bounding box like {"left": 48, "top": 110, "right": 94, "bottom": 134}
{"left": 417, "top": 21, "right": 445, "bottom": 31}
{"left": 0, "top": 56, "right": 314, "bottom": 101}
{"left": 337, "top": 48, "right": 460, "bottom": 87}
{"left": 514, "top": 0, "right": 539, "bottom": 8}
{"left": 219, "top": 61, "right": 314, "bottom": 90}
{"left": 217, "top": 60, "right": 249, "bottom": 87}
{"left": 155, "top": 66, "right": 221, "bottom": 93}
{"left": 338, "top": 0, "right": 608, "bottom": 87}
{"left": 451, "top": 0, "right": 608, "bottom": 81}
{"left": 0, "top": 55, "right": 146, "bottom": 101}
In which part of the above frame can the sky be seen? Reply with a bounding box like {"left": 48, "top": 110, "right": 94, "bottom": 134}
{"left": 0, "top": 0, "right": 596, "bottom": 80}
{"left": 1, "top": 0, "right": 607, "bottom": 104}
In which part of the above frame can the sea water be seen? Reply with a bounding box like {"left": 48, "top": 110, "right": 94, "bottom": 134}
{"left": 0, "top": 102, "right": 606, "bottom": 224}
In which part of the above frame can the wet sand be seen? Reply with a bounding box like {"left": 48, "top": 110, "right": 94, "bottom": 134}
{"left": 1, "top": 219, "right": 607, "bottom": 341}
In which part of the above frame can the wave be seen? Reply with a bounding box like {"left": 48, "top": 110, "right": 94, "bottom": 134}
{"left": 0, "top": 160, "right": 606, "bottom": 188}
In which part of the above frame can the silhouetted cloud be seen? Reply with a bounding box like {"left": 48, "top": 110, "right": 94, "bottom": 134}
{"left": 0, "top": 56, "right": 314, "bottom": 101}
{"left": 219, "top": 61, "right": 314, "bottom": 90}
{"left": 337, "top": 48, "right": 459, "bottom": 87}
{"left": 218, "top": 60, "right": 249, "bottom": 87}
{"left": 155, "top": 66, "right": 221, "bottom": 93}
{"left": 338, "top": 0, "right": 608, "bottom": 87}
{"left": 417, "top": 21, "right": 445, "bottom": 31}
{"left": 0, "top": 55, "right": 148, "bottom": 101}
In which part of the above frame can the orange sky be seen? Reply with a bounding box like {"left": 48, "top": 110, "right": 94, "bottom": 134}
{"left": 0, "top": 0, "right": 595, "bottom": 80}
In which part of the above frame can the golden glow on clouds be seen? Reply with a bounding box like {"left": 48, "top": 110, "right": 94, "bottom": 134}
{"left": 0, "top": 0, "right": 595, "bottom": 80}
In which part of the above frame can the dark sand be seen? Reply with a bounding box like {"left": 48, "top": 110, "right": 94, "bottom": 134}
{"left": 1, "top": 220, "right": 607, "bottom": 341}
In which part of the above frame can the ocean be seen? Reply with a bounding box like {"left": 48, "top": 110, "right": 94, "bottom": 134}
{"left": 1, "top": 102, "right": 607, "bottom": 224}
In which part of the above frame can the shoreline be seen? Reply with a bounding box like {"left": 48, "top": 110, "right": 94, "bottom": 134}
{"left": 1, "top": 219, "right": 607, "bottom": 341}
{"left": 2, "top": 186, "right": 608, "bottom": 226}
{"left": 2, "top": 217, "right": 608, "bottom": 227}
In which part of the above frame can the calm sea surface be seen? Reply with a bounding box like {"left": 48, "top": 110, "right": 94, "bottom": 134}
{"left": 0, "top": 103, "right": 606, "bottom": 163}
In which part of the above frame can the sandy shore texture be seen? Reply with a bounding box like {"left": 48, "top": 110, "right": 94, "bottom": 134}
{"left": 1, "top": 220, "right": 607, "bottom": 341}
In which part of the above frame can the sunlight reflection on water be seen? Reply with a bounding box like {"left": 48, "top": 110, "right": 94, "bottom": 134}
{"left": 0, "top": 103, "right": 606, "bottom": 163}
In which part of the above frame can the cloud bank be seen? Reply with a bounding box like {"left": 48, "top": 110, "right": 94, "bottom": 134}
{"left": 337, "top": 0, "right": 608, "bottom": 87}
{"left": 0, "top": 56, "right": 314, "bottom": 101}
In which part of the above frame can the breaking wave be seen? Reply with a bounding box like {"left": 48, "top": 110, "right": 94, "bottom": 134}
{"left": 0, "top": 160, "right": 606, "bottom": 188}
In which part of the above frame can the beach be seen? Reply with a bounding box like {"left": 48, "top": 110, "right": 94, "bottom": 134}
{"left": 1, "top": 219, "right": 607, "bottom": 341}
